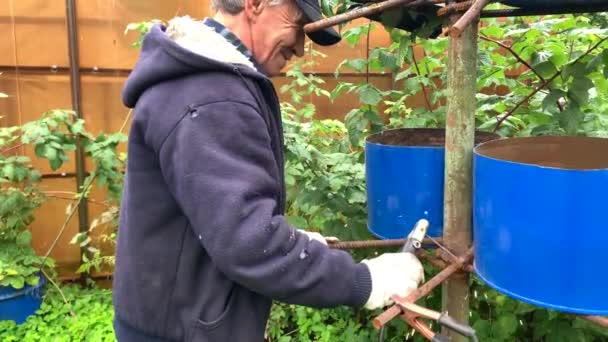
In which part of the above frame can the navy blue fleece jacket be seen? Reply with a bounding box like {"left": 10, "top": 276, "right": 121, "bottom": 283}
{"left": 112, "top": 21, "right": 372, "bottom": 342}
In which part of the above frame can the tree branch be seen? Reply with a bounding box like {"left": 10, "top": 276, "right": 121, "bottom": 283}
{"left": 1, "top": 143, "right": 25, "bottom": 155}
{"left": 43, "top": 192, "right": 111, "bottom": 208}
{"left": 494, "top": 36, "right": 608, "bottom": 132}
{"left": 413, "top": 46, "right": 433, "bottom": 112}
{"left": 480, "top": 35, "right": 568, "bottom": 112}
{"left": 39, "top": 172, "right": 97, "bottom": 269}
{"left": 41, "top": 268, "right": 75, "bottom": 317}
{"left": 480, "top": 35, "right": 546, "bottom": 82}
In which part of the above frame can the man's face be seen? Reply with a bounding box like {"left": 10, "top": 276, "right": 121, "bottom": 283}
{"left": 248, "top": 0, "right": 306, "bottom": 76}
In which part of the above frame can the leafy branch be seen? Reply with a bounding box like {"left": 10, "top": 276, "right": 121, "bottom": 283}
{"left": 480, "top": 35, "right": 547, "bottom": 82}
{"left": 494, "top": 36, "right": 608, "bottom": 132}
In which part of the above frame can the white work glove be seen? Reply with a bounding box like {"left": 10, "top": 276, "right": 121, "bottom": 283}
{"left": 297, "top": 229, "right": 339, "bottom": 245}
{"left": 361, "top": 252, "right": 424, "bottom": 310}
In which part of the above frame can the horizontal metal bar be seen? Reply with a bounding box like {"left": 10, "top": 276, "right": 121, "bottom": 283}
{"left": 328, "top": 237, "right": 443, "bottom": 250}
{"left": 480, "top": 5, "right": 608, "bottom": 18}
{"left": 0, "top": 65, "right": 131, "bottom": 76}
{"left": 41, "top": 172, "right": 81, "bottom": 179}
{"left": 0, "top": 65, "right": 394, "bottom": 79}
{"left": 304, "top": 0, "right": 429, "bottom": 34}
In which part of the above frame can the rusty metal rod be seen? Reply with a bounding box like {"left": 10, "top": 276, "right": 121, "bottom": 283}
{"left": 398, "top": 300, "right": 442, "bottom": 320}
{"left": 582, "top": 315, "right": 608, "bottom": 328}
{"left": 480, "top": 4, "right": 608, "bottom": 18}
{"left": 405, "top": 314, "right": 436, "bottom": 340}
{"left": 419, "top": 252, "right": 449, "bottom": 269}
{"left": 372, "top": 248, "right": 474, "bottom": 329}
{"left": 303, "top": 0, "right": 426, "bottom": 34}
{"left": 450, "top": 0, "right": 491, "bottom": 37}
{"left": 434, "top": 249, "right": 475, "bottom": 272}
{"left": 437, "top": 0, "right": 473, "bottom": 16}
{"left": 327, "top": 237, "right": 442, "bottom": 250}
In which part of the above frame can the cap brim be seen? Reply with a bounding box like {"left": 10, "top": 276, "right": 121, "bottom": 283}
{"left": 295, "top": 0, "right": 341, "bottom": 46}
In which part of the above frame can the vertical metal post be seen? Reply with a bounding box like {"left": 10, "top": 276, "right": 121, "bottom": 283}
{"left": 441, "top": 8, "right": 479, "bottom": 342}
{"left": 66, "top": 0, "right": 90, "bottom": 275}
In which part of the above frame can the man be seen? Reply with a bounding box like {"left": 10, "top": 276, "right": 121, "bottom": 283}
{"left": 113, "top": 0, "right": 424, "bottom": 340}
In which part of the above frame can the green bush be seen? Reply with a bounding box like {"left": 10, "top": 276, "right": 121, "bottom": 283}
{"left": 0, "top": 285, "right": 114, "bottom": 342}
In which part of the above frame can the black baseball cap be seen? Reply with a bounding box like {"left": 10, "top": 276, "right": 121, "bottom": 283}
{"left": 295, "top": 0, "right": 341, "bottom": 46}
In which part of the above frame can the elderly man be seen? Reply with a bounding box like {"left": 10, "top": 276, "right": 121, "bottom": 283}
{"left": 113, "top": 0, "right": 424, "bottom": 340}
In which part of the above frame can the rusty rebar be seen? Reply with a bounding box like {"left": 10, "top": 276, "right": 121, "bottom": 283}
{"left": 398, "top": 300, "right": 443, "bottom": 320}
{"left": 434, "top": 249, "right": 474, "bottom": 272}
{"left": 419, "top": 252, "right": 448, "bottom": 269}
{"left": 582, "top": 315, "right": 608, "bottom": 328}
{"left": 437, "top": 0, "right": 473, "bottom": 16}
{"left": 303, "top": 0, "right": 430, "bottom": 34}
{"left": 480, "top": 4, "right": 608, "bottom": 18}
{"left": 327, "top": 237, "right": 442, "bottom": 250}
{"left": 373, "top": 248, "right": 474, "bottom": 329}
{"left": 405, "top": 314, "right": 436, "bottom": 340}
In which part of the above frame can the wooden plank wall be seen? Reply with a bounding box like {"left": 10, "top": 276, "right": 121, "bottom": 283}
{"left": 0, "top": 0, "right": 414, "bottom": 275}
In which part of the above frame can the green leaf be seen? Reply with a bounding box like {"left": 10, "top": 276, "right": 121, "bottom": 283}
{"left": 358, "top": 85, "right": 382, "bottom": 105}
{"left": 496, "top": 314, "right": 519, "bottom": 338}
{"left": 2, "top": 163, "right": 15, "bottom": 180}
{"left": 558, "top": 106, "right": 584, "bottom": 135}
{"left": 542, "top": 89, "right": 566, "bottom": 111}
{"left": 545, "top": 321, "right": 586, "bottom": 342}
{"left": 345, "top": 59, "right": 367, "bottom": 72}
{"left": 34, "top": 144, "right": 47, "bottom": 158}
{"left": 378, "top": 50, "right": 398, "bottom": 71}
{"left": 16, "top": 230, "right": 32, "bottom": 247}
{"left": 9, "top": 277, "right": 25, "bottom": 289}
{"left": 395, "top": 70, "right": 411, "bottom": 81}
{"left": 562, "top": 63, "right": 587, "bottom": 81}
{"left": 481, "top": 25, "right": 504, "bottom": 38}
{"left": 567, "top": 76, "right": 594, "bottom": 106}
{"left": 534, "top": 61, "right": 557, "bottom": 78}
{"left": 49, "top": 156, "right": 63, "bottom": 171}
{"left": 331, "top": 82, "right": 355, "bottom": 101}
{"left": 473, "top": 320, "right": 492, "bottom": 339}
{"left": 26, "top": 275, "right": 40, "bottom": 286}
{"left": 4, "top": 269, "right": 18, "bottom": 276}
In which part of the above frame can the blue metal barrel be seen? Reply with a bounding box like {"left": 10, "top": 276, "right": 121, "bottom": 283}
{"left": 0, "top": 273, "right": 45, "bottom": 324}
{"left": 365, "top": 128, "right": 498, "bottom": 239}
{"left": 473, "top": 136, "right": 608, "bottom": 315}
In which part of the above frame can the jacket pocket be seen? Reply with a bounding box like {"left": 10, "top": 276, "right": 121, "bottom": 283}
{"left": 186, "top": 289, "right": 237, "bottom": 342}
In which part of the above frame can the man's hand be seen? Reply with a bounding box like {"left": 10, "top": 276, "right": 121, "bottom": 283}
{"left": 361, "top": 252, "right": 424, "bottom": 310}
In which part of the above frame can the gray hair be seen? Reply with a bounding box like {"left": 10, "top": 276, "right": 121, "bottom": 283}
{"left": 212, "top": 0, "right": 284, "bottom": 14}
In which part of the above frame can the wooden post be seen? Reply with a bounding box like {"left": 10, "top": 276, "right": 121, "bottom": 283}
{"left": 442, "top": 8, "right": 479, "bottom": 342}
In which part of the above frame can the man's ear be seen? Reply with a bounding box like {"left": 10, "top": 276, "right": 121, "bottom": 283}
{"left": 244, "top": 0, "right": 266, "bottom": 20}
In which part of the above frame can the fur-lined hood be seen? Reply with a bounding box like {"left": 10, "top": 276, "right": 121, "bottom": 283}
{"left": 122, "top": 16, "right": 265, "bottom": 108}
{"left": 165, "top": 16, "right": 256, "bottom": 71}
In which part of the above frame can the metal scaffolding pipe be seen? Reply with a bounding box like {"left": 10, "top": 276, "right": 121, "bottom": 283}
{"left": 65, "top": 0, "right": 90, "bottom": 276}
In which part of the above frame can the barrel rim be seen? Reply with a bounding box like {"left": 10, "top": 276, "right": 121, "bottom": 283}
{"left": 473, "top": 135, "right": 608, "bottom": 171}
{"left": 474, "top": 264, "right": 608, "bottom": 315}
{"left": 365, "top": 128, "right": 500, "bottom": 149}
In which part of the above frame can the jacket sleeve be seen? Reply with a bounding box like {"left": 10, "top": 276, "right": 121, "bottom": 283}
{"left": 158, "top": 101, "right": 372, "bottom": 308}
